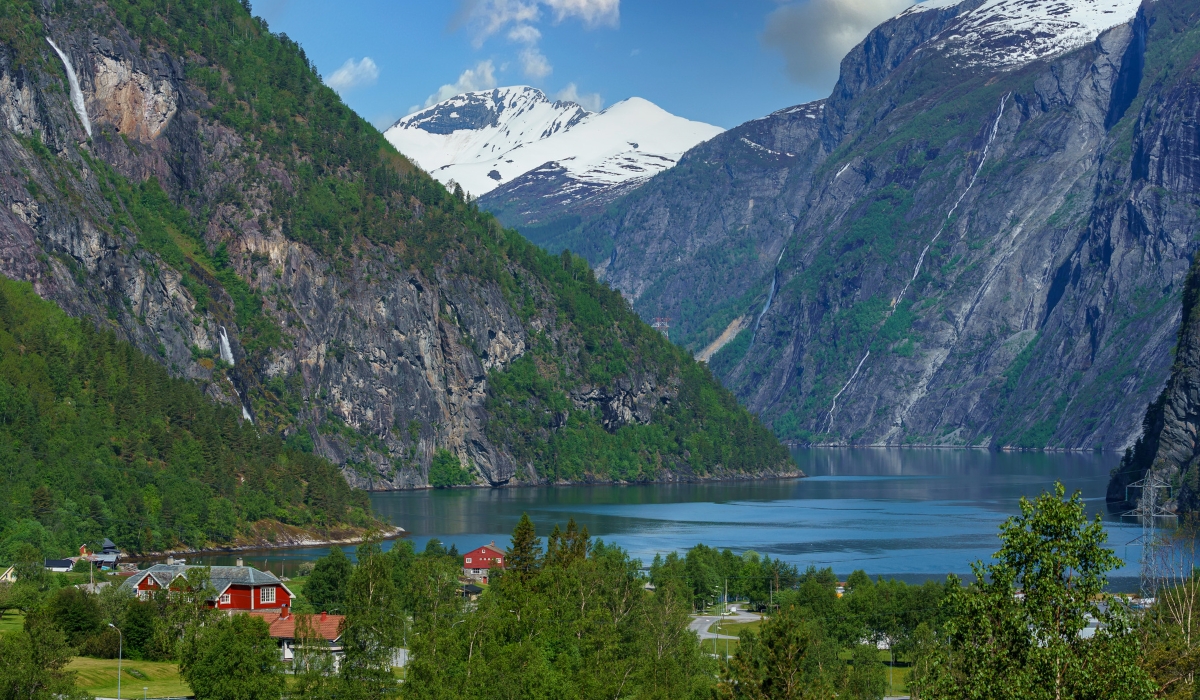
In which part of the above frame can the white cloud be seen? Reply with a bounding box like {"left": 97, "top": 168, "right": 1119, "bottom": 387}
{"left": 543, "top": 0, "right": 619, "bottom": 26}
{"left": 554, "top": 82, "right": 603, "bottom": 112}
{"left": 451, "top": 0, "right": 619, "bottom": 89}
{"left": 763, "top": 0, "right": 913, "bottom": 91}
{"left": 415, "top": 60, "right": 499, "bottom": 112}
{"left": 325, "top": 57, "right": 379, "bottom": 93}
{"left": 507, "top": 24, "right": 542, "bottom": 44}
{"left": 520, "top": 47, "right": 553, "bottom": 79}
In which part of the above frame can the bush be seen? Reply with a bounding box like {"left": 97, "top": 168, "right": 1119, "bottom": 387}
{"left": 429, "top": 449, "right": 474, "bottom": 488}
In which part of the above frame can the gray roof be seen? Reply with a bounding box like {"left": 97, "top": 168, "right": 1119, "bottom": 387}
{"left": 121, "top": 563, "right": 284, "bottom": 597}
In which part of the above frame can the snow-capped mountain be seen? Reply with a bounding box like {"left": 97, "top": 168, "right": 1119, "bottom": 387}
{"left": 383, "top": 87, "right": 722, "bottom": 203}
{"left": 901, "top": 0, "right": 1142, "bottom": 69}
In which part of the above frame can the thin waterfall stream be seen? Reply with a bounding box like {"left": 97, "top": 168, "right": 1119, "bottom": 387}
{"left": 749, "top": 247, "right": 788, "bottom": 351}
{"left": 823, "top": 94, "right": 1009, "bottom": 432}
{"left": 45, "top": 38, "right": 91, "bottom": 138}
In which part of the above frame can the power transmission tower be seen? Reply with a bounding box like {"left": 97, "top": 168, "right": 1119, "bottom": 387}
{"left": 1123, "top": 472, "right": 1174, "bottom": 598}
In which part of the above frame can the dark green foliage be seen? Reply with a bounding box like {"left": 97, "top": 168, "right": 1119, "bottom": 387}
{"left": 0, "top": 276, "right": 371, "bottom": 556}
{"left": 427, "top": 450, "right": 472, "bottom": 489}
{"left": 0, "top": 612, "right": 87, "bottom": 700}
{"left": 506, "top": 513, "right": 541, "bottom": 581}
{"left": 304, "top": 546, "right": 352, "bottom": 614}
{"left": 46, "top": 588, "right": 101, "bottom": 646}
{"left": 404, "top": 520, "right": 714, "bottom": 699}
{"left": 179, "top": 613, "right": 285, "bottom": 700}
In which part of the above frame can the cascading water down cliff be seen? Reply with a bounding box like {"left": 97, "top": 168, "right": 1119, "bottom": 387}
{"left": 823, "top": 94, "right": 1010, "bottom": 433}
{"left": 45, "top": 38, "right": 91, "bottom": 138}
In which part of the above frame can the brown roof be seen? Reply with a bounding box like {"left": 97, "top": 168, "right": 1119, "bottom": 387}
{"left": 247, "top": 610, "right": 343, "bottom": 641}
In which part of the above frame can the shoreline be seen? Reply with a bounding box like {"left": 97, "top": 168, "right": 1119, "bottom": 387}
{"left": 789, "top": 443, "right": 1110, "bottom": 453}
{"left": 127, "top": 526, "right": 406, "bottom": 561}
{"left": 366, "top": 469, "right": 806, "bottom": 493}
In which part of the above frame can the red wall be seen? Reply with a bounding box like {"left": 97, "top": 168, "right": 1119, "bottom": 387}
{"left": 214, "top": 585, "right": 291, "bottom": 610}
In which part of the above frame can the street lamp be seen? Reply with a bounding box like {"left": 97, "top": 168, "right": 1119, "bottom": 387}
{"left": 108, "top": 623, "right": 123, "bottom": 700}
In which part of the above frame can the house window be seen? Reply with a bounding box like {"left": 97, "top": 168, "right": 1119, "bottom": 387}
{"left": 465, "top": 557, "right": 472, "bottom": 564}
{"left": 219, "top": 593, "right": 231, "bottom": 605}
{"left": 260, "top": 587, "right": 276, "bottom": 604}
{"left": 137, "top": 590, "right": 149, "bottom": 601}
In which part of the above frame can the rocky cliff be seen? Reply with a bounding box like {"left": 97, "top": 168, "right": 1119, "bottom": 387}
{"left": 1108, "top": 252, "right": 1200, "bottom": 514}
{"left": 0, "top": 0, "right": 793, "bottom": 488}
{"left": 563, "top": 0, "right": 1200, "bottom": 450}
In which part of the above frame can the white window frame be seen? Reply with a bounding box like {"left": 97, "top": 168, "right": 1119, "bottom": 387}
{"left": 219, "top": 593, "right": 231, "bottom": 605}
{"left": 260, "top": 587, "right": 276, "bottom": 604}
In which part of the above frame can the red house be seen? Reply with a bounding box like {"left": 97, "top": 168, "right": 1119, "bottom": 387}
{"left": 462, "top": 542, "right": 506, "bottom": 584}
{"left": 122, "top": 562, "right": 293, "bottom": 611}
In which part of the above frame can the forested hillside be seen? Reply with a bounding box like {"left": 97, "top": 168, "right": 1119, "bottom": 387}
{"left": 0, "top": 276, "right": 372, "bottom": 557}
{"left": 0, "top": 0, "right": 793, "bottom": 488}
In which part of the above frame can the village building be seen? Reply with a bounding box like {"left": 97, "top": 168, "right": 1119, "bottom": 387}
{"left": 462, "top": 542, "right": 505, "bottom": 584}
{"left": 44, "top": 558, "right": 74, "bottom": 573}
{"left": 248, "top": 609, "right": 344, "bottom": 664}
{"left": 120, "top": 561, "right": 293, "bottom": 611}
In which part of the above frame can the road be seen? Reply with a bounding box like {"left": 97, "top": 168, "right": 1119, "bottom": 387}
{"left": 688, "top": 606, "right": 762, "bottom": 640}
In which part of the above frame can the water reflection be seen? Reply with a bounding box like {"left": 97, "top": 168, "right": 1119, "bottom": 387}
{"left": 184, "top": 448, "right": 1142, "bottom": 589}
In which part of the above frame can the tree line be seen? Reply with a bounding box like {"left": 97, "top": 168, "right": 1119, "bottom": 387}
{"left": 0, "top": 484, "right": 1198, "bottom": 698}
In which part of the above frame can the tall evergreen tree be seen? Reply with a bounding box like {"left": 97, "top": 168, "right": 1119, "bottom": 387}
{"left": 507, "top": 513, "right": 542, "bottom": 580}
{"left": 305, "top": 547, "right": 353, "bottom": 614}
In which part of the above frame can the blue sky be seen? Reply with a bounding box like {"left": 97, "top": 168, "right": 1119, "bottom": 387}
{"left": 254, "top": 0, "right": 916, "bottom": 130}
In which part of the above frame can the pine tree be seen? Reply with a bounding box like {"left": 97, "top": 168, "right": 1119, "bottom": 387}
{"left": 507, "top": 513, "right": 542, "bottom": 580}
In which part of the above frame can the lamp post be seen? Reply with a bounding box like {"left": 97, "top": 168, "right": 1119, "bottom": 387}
{"left": 108, "top": 623, "right": 123, "bottom": 700}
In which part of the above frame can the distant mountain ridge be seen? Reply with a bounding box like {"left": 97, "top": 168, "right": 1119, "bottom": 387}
{"left": 384, "top": 87, "right": 723, "bottom": 229}
{"left": 561, "top": 0, "right": 1200, "bottom": 451}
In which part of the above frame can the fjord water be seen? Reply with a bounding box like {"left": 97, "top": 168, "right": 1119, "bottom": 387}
{"left": 202, "top": 449, "right": 1142, "bottom": 589}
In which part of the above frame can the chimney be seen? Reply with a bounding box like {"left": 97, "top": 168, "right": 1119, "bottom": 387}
{"left": 321, "top": 611, "right": 327, "bottom": 620}
{"left": 236, "top": 558, "right": 244, "bottom": 567}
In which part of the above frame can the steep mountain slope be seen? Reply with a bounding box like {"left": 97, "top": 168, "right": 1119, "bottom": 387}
{"left": 0, "top": 276, "right": 373, "bottom": 556}
{"left": 1109, "top": 254, "right": 1200, "bottom": 514}
{"left": 0, "top": 0, "right": 793, "bottom": 489}
{"left": 384, "top": 87, "right": 723, "bottom": 232}
{"left": 569, "top": 0, "right": 1200, "bottom": 450}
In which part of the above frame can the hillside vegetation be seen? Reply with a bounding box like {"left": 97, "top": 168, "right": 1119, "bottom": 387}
{"left": 0, "top": 0, "right": 792, "bottom": 489}
{"left": 0, "top": 276, "right": 373, "bottom": 557}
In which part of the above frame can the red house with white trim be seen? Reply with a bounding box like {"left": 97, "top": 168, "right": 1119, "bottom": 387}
{"left": 462, "top": 542, "right": 505, "bottom": 584}
{"left": 121, "top": 562, "right": 293, "bottom": 611}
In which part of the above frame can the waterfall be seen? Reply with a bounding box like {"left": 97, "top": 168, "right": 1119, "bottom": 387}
{"left": 45, "top": 38, "right": 92, "bottom": 138}
{"left": 823, "top": 94, "right": 1010, "bottom": 433}
{"left": 748, "top": 247, "right": 788, "bottom": 351}
{"left": 218, "top": 326, "right": 235, "bottom": 365}
{"left": 242, "top": 404, "right": 254, "bottom": 424}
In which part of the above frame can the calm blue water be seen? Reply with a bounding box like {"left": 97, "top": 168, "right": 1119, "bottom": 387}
{"left": 189, "top": 448, "right": 1143, "bottom": 590}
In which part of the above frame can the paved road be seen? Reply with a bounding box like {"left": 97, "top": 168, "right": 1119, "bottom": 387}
{"left": 689, "top": 606, "right": 762, "bottom": 640}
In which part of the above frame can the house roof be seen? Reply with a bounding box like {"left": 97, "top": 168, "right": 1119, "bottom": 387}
{"left": 45, "top": 559, "right": 74, "bottom": 568}
{"left": 466, "top": 542, "right": 506, "bottom": 558}
{"left": 121, "top": 563, "right": 293, "bottom": 599}
{"left": 102, "top": 538, "right": 118, "bottom": 551}
{"left": 247, "top": 610, "right": 343, "bottom": 641}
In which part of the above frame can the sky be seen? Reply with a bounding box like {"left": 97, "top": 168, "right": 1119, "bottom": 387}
{"left": 253, "top": 0, "right": 918, "bottom": 130}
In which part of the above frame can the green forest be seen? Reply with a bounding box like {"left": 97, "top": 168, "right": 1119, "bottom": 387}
{"left": 0, "top": 276, "right": 373, "bottom": 559}
{"left": 2, "top": 485, "right": 1195, "bottom": 699}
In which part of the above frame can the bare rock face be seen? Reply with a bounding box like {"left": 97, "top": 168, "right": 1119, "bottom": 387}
{"left": 0, "top": 8, "right": 797, "bottom": 491}
{"left": 571, "top": 0, "right": 1200, "bottom": 451}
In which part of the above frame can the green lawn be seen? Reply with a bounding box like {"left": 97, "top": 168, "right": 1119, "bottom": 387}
{"left": 709, "top": 619, "right": 761, "bottom": 636}
{"left": 0, "top": 611, "right": 24, "bottom": 636}
{"left": 69, "top": 657, "right": 192, "bottom": 698}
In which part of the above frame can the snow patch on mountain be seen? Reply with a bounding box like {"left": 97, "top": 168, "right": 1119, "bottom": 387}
{"left": 902, "top": 0, "right": 1142, "bottom": 68}
{"left": 384, "top": 86, "right": 722, "bottom": 198}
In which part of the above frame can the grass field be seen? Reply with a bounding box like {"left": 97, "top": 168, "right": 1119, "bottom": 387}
{"left": 0, "top": 612, "right": 24, "bottom": 635}
{"left": 709, "top": 619, "right": 761, "bottom": 636}
{"left": 68, "top": 657, "right": 192, "bottom": 698}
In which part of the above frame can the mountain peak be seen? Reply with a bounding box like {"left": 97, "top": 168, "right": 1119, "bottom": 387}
{"left": 384, "top": 87, "right": 722, "bottom": 199}
{"left": 900, "top": 0, "right": 1142, "bottom": 69}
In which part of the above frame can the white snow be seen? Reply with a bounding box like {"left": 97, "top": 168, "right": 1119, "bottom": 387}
{"left": 899, "top": 0, "right": 1141, "bottom": 68}
{"left": 384, "top": 86, "right": 723, "bottom": 198}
